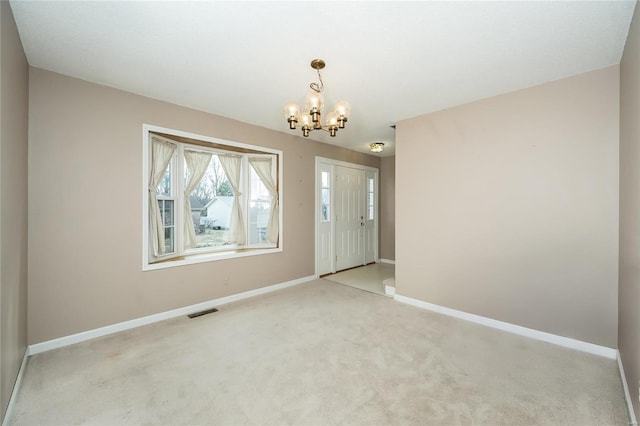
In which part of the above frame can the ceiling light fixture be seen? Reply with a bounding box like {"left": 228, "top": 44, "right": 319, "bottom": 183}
{"left": 370, "top": 142, "right": 385, "bottom": 153}
{"left": 284, "top": 59, "right": 350, "bottom": 138}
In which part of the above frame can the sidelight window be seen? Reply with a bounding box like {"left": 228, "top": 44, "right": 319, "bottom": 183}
{"left": 321, "top": 171, "right": 330, "bottom": 222}
{"left": 367, "top": 177, "right": 375, "bottom": 220}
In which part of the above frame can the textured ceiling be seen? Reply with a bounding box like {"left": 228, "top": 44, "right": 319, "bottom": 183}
{"left": 9, "top": 1, "right": 637, "bottom": 157}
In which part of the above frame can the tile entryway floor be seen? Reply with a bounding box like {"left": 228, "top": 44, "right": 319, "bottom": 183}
{"left": 323, "top": 262, "right": 394, "bottom": 296}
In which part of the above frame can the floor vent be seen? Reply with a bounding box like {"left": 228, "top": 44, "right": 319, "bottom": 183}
{"left": 187, "top": 308, "right": 218, "bottom": 319}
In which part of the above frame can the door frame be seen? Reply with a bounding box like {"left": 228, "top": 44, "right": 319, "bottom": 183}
{"left": 315, "top": 157, "right": 379, "bottom": 277}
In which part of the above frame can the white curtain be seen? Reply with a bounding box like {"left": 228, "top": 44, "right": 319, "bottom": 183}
{"left": 219, "top": 154, "right": 246, "bottom": 245}
{"left": 183, "top": 150, "right": 212, "bottom": 249}
{"left": 149, "top": 137, "right": 177, "bottom": 256}
{"left": 249, "top": 157, "right": 279, "bottom": 244}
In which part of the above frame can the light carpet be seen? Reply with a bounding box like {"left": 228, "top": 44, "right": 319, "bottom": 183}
{"left": 8, "top": 279, "right": 628, "bottom": 425}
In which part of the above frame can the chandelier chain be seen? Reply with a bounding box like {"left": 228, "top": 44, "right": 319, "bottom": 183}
{"left": 310, "top": 68, "right": 324, "bottom": 93}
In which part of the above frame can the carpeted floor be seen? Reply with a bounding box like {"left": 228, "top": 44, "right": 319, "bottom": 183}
{"left": 8, "top": 279, "right": 629, "bottom": 425}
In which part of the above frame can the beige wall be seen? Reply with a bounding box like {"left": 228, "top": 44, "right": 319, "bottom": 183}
{"left": 396, "top": 66, "right": 619, "bottom": 348}
{"left": 619, "top": 0, "right": 640, "bottom": 418}
{"left": 0, "top": 1, "right": 29, "bottom": 420}
{"left": 379, "top": 156, "right": 395, "bottom": 261}
{"left": 27, "top": 68, "right": 380, "bottom": 344}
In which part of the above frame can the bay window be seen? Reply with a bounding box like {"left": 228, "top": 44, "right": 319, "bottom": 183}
{"left": 143, "top": 126, "right": 282, "bottom": 270}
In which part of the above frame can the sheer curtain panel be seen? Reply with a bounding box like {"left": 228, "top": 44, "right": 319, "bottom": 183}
{"left": 183, "top": 150, "right": 213, "bottom": 248}
{"left": 249, "top": 157, "right": 279, "bottom": 243}
{"left": 149, "top": 137, "right": 176, "bottom": 256}
{"left": 219, "top": 154, "right": 246, "bottom": 245}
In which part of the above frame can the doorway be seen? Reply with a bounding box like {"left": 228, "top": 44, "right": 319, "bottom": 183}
{"left": 315, "top": 157, "right": 378, "bottom": 276}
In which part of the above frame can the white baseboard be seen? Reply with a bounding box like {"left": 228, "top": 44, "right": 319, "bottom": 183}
{"left": 2, "top": 349, "right": 28, "bottom": 426}
{"left": 377, "top": 258, "right": 396, "bottom": 265}
{"left": 28, "top": 275, "right": 316, "bottom": 356}
{"left": 385, "top": 285, "right": 396, "bottom": 297}
{"left": 394, "top": 294, "right": 617, "bottom": 359}
{"left": 618, "top": 350, "right": 638, "bottom": 426}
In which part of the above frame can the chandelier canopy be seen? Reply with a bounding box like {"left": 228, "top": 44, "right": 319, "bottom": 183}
{"left": 284, "top": 59, "right": 350, "bottom": 138}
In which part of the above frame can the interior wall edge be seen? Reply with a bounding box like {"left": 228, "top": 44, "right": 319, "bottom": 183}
{"left": 0, "top": 0, "right": 29, "bottom": 421}
{"left": 0, "top": 350, "right": 28, "bottom": 426}
{"left": 618, "top": 350, "right": 639, "bottom": 426}
{"left": 618, "top": 0, "right": 640, "bottom": 419}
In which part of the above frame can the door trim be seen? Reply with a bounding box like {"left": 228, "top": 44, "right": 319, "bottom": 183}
{"left": 315, "top": 157, "right": 379, "bottom": 277}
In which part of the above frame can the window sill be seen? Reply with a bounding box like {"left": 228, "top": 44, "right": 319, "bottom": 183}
{"left": 143, "top": 246, "right": 282, "bottom": 271}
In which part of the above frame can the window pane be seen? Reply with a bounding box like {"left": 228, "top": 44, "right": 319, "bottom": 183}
{"left": 162, "top": 200, "right": 174, "bottom": 226}
{"left": 164, "top": 227, "right": 175, "bottom": 253}
{"left": 157, "top": 199, "right": 175, "bottom": 254}
{"left": 186, "top": 155, "right": 235, "bottom": 249}
{"left": 321, "top": 188, "right": 330, "bottom": 222}
{"left": 367, "top": 178, "right": 374, "bottom": 220}
{"left": 248, "top": 165, "right": 271, "bottom": 244}
{"left": 156, "top": 161, "right": 172, "bottom": 196}
{"left": 190, "top": 155, "right": 235, "bottom": 248}
{"left": 249, "top": 200, "right": 270, "bottom": 244}
{"left": 321, "top": 171, "right": 329, "bottom": 188}
{"left": 157, "top": 199, "right": 175, "bottom": 226}
{"left": 194, "top": 195, "right": 233, "bottom": 248}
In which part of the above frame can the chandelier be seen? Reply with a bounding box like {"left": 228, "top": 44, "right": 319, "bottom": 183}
{"left": 284, "top": 59, "right": 351, "bottom": 137}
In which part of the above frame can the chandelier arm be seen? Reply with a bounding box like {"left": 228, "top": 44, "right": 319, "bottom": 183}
{"left": 305, "top": 126, "right": 330, "bottom": 133}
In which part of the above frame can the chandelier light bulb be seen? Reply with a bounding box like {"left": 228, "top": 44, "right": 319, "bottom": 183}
{"left": 299, "top": 112, "right": 312, "bottom": 128}
{"left": 326, "top": 111, "right": 338, "bottom": 126}
{"left": 326, "top": 112, "right": 339, "bottom": 137}
{"left": 305, "top": 91, "right": 324, "bottom": 113}
{"left": 300, "top": 112, "right": 313, "bottom": 137}
{"left": 334, "top": 100, "right": 350, "bottom": 128}
{"left": 284, "top": 103, "right": 300, "bottom": 129}
{"left": 334, "top": 101, "right": 350, "bottom": 116}
{"left": 284, "top": 103, "right": 299, "bottom": 119}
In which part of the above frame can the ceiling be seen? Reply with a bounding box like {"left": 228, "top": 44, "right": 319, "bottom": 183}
{"left": 9, "top": 1, "right": 636, "bottom": 157}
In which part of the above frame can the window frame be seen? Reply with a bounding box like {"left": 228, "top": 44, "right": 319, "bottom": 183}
{"left": 142, "top": 124, "right": 283, "bottom": 271}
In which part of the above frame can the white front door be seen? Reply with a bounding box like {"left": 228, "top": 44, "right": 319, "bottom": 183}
{"left": 335, "top": 165, "right": 365, "bottom": 271}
